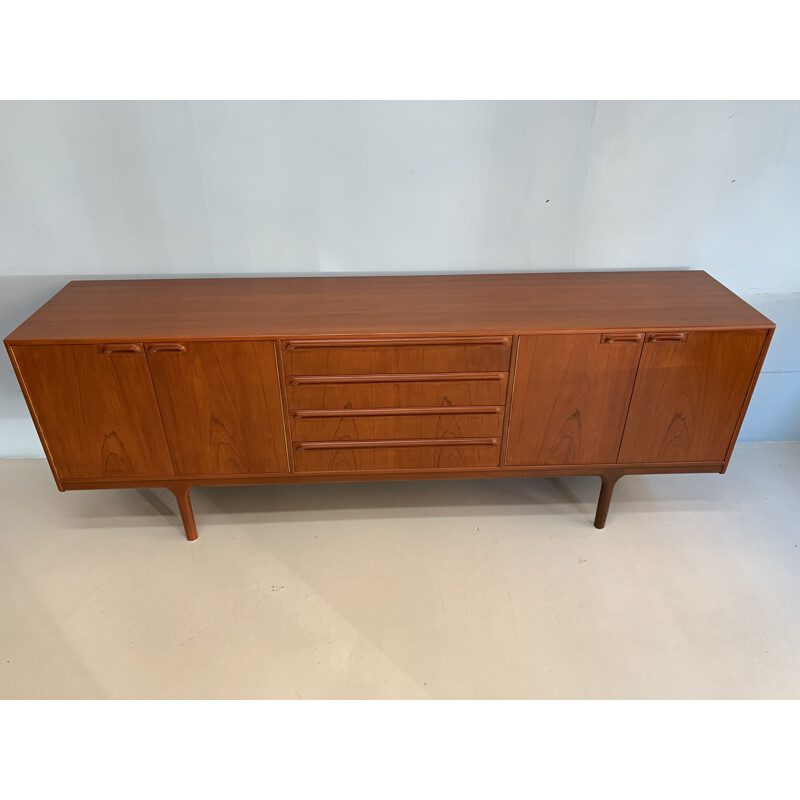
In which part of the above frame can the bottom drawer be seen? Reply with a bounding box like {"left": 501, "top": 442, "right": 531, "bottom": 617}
{"left": 294, "top": 440, "right": 501, "bottom": 472}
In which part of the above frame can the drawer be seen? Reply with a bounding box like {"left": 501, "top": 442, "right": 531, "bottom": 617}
{"left": 283, "top": 337, "right": 511, "bottom": 375}
{"left": 286, "top": 374, "right": 508, "bottom": 409}
{"left": 290, "top": 408, "right": 505, "bottom": 442}
{"left": 294, "top": 439, "right": 501, "bottom": 472}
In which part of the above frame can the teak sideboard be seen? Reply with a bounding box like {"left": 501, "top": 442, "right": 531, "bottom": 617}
{"left": 4, "top": 271, "right": 774, "bottom": 541}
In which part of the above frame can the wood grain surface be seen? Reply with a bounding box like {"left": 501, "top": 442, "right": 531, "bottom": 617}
{"left": 618, "top": 330, "right": 767, "bottom": 463}
{"left": 286, "top": 375, "right": 508, "bottom": 409}
{"left": 5, "top": 271, "right": 774, "bottom": 343}
{"left": 146, "top": 340, "right": 289, "bottom": 475}
{"left": 283, "top": 339, "right": 511, "bottom": 375}
{"left": 3, "top": 269, "right": 775, "bottom": 538}
{"left": 9, "top": 344, "right": 174, "bottom": 479}
{"left": 293, "top": 442, "right": 502, "bottom": 472}
{"left": 505, "top": 334, "right": 643, "bottom": 466}
{"left": 291, "top": 411, "right": 504, "bottom": 442}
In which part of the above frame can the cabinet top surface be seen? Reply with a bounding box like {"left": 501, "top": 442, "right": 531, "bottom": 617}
{"left": 5, "top": 270, "right": 774, "bottom": 343}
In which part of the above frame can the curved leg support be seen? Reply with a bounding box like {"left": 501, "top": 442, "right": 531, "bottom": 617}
{"left": 170, "top": 485, "right": 198, "bottom": 541}
{"left": 594, "top": 471, "right": 624, "bottom": 530}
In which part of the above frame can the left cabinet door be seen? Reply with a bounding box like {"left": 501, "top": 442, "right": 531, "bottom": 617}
{"left": 10, "top": 344, "right": 175, "bottom": 480}
{"left": 145, "top": 340, "right": 290, "bottom": 476}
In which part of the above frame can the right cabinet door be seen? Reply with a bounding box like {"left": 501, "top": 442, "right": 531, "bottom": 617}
{"left": 618, "top": 330, "right": 767, "bottom": 464}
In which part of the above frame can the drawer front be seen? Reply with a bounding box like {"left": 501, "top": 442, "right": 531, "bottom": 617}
{"left": 294, "top": 440, "right": 501, "bottom": 472}
{"left": 291, "top": 409, "right": 504, "bottom": 442}
{"left": 283, "top": 337, "right": 511, "bottom": 375}
{"left": 286, "top": 375, "right": 508, "bottom": 410}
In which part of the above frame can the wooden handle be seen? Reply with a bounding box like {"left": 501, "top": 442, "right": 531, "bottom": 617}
{"left": 288, "top": 372, "right": 507, "bottom": 386}
{"left": 146, "top": 343, "right": 187, "bottom": 353}
{"left": 285, "top": 337, "right": 511, "bottom": 350}
{"left": 646, "top": 333, "right": 688, "bottom": 343}
{"left": 294, "top": 437, "right": 500, "bottom": 450}
{"left": 290, "top": 406, "right": 505, "bottom": 419}
{"left": 600, "top": 333, "right": 644, "bottom": 344}
{"left": 100, "top": 344, "right": 143, "bottom": 355}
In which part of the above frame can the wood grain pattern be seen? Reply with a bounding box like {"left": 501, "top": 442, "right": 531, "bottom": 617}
{"left": 291, "top": 411, "right": 504, "bottom": 442}
{"left": 283, "top": 339, "right": 511, "bottom": 375}
{"left": 2, "top": 269, "right": 775, "bottom": 539}
{"left": 9, "top": 344, "right": 174, "bottom": 479}
{"left": 5, "top": 271, "right": 773, "bottom": 343}
{"left": 294, "top": 443, "right": 501, "bottom": 472}
{"left": 505, "top": 334, "right": 643, "bottom": 466}
{"left": 618, "top": 330, "right": 767, "bottom": 463}
{"left": 721, "top": 327, "right": 774, "bottom": 470}
{"left": 146, "top": 340, "right": 289, "bottom": 475}
{"left": 286, "top": 375, "right": 508, "bottom": 410}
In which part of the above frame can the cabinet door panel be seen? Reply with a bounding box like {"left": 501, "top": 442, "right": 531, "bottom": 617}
{"left": 10, "top": 344, "right": 174, "bottom": 479}
{"left": 147, "top": 341, "right": 289, "bottom": 475}
{"left": 618, "top": 330, "right": 766, "bottom": 463}
{"left": 506, "top": 334, "right": 643, "bottom": 466}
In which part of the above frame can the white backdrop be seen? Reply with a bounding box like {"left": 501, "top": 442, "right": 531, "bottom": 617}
{"left": 1, "top": 101, "right": 798, "bottom": 455}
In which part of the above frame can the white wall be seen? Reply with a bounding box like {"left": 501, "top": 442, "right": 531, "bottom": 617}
{"left": 1, "top": 101, "right": 798, "bottom": 455}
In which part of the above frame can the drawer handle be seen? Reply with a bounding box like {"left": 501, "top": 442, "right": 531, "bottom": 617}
{"left": 146, "top": 343, "right": 187, "bottom": 353}
{"left": 646, "top": 333, "right": 688, "bottom": 343}
{"left": 295, "top": 437, "right": 500, "bottom": 450}
{"left": 288, "top": 372, "right": 507, "bottom": 386}
{"left": 291, "top": 406, "right": 505, "bottom": 418}
{"left": 285, "top": 337, "right": 512, "bottom": 350}
{"left": 600, "top": 333, "right": 644, "bottom": 344}
{"left": 100, "top": 344, "right": 143, "bottom": 355}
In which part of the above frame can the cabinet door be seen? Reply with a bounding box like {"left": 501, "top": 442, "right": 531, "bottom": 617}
{"left": 505, "top": 333, "right": 643, "bottom": 466}
{"left": 146, "top": 340, "right": 289, "bottom": 475}
{"left": 10, "top": 343, "right": 174, "bottom": 479}
{"left": 618, "top": 330, "right": 767, "bottom": 464}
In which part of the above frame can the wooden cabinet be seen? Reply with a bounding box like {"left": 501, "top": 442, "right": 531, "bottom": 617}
{"left": 618, "top": 330, "right": 767, "bottom": 464}
{"left": 4, "top": 271, "right": 774, "bottom": 540}
{"left": 145, "top": 340, "right": 289, "bottom": 476}
{"left": 8, "top": 343, "right": 173, "bottom": 480}
{"left": 506, "top": 333, "right": 643, "bottom": 466}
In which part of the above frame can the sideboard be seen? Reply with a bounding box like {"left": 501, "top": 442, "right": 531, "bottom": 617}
{"left": 4, "top": 271, "right": 774, "bottom": 540}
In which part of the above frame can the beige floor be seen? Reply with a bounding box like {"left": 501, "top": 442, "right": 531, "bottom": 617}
{"left": 1, "top": 442, "right": 799, "bottom": 699}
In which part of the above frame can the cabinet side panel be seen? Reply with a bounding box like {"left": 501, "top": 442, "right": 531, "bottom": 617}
{"left": 618, "top": 330, "right": 768, "bottom": 464}
{"left": 7, "top": 343, "right": 64, "bottom": 488}
{"left": 9, "top": 344, "right": 175, "bottom": 479}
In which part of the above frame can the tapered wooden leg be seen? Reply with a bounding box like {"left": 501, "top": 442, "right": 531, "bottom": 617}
{"left": 171, "top": 485, "right": 198, "bottom": 541}
{"left": 594, "top": 471, "right": 624, "bottom": 529}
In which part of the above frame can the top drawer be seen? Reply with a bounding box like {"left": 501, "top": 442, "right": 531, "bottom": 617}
{"left": 282, "top": 337, "right": 512, "bottom": 375}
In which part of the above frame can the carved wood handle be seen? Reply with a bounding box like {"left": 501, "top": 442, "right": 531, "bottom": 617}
{"left": 646, "top": 333, "right": 689, "bottom": 343}
{"left": 288, "top": 372, "right": 507, "bottom": 386}
{"left": 600, "top": 333, "right": 644, "bottom": 344}
{"left": 294, "top": 437, "right": 500, "bottom": 450}
{"left": 146, "top": 343, "right": 188, "bottom": 353}
{"left": 285, "top": 337, "right": 512, "bottom": 349}
{"left": 100, "top": 344, "right": 144, "bottom": 355}
{"left": 291, "top": 406, "right": 505, "bottom": 418}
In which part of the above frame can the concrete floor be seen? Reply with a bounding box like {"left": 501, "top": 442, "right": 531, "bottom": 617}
{"left": 0, "top": 442, "right": 799, "bottom": 699}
